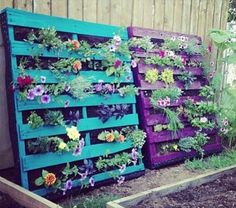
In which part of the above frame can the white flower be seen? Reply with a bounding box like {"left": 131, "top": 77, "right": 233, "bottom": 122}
{"left": 200, "top": 117, "right": 208, "bottom": 123}
{"left": 113, "top": 35, "right": 121, "bottom": 43}
{"left": 166, "top": 50, "right": 175, "bottom": 57}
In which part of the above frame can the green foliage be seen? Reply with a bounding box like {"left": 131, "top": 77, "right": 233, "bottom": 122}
{"left": 161, "top": 69, "right": 174, "bottom": 85}
{"left": 228, "top": 0, "right": 236, "bottom": 22}
{"left": 160, "top": 142, "right": 179, "bottom": 154}
{"left": 154, "top": 124, "right": 168, "bottom": 132}
{"left": 49, "top": 58, "right": 79, "bottom": 74}
{"left": 199, "top": 85, "right": 215, "bottom": 100}
{"left": 184, "top": 42, "right": 208, "bottom": 56}
{"left": 150, "top": 87, "right": 182, "bottom": 108}
{"left": 127, "top": 129, "right": 147, "bottom": 148}
{"left": 191, "top": 117, "right": 215, "bottom": 130}
{"left": 145, "top": 55, "right": 184, "bottom": 68}
{"left": 184, "top": 148, "right": 236, "bottom": 171}
{"left": 162, "top": 38, "right": 181, "bottom": 51}
{"left": 164, "top": 108, "right": 184, "bottom": 137}
{"left": 145, "top": 68, "right": 159, "bottom": 83}
{"left": 128, "top": 36, "right": 154, "bottom": 51}
{"left": 69, "top": 76, "right": 94, "bottom": 99}
{"left": 177, "top": 71, "right": 196, "bottom": 90}
{"left": 44, "top": 110, "right": 64, "bottom": 126}
{"left": 178, "top": 132, "right": 209, "bottom": 157}
{"left": 27, "top": 111, "right": 44, "bottom": 129}
{"left": 118, "top": 85, "right": 139, "bottom": 97}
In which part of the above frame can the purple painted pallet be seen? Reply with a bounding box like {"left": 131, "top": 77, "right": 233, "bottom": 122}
{"left": 129, "top": 26, "right": 222, "bottom": 169}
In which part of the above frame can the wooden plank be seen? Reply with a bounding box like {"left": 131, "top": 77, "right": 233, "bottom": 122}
{"left": 190, "top": 0, "right": 200, "bottom": 35}
{"left": 83, "top": 0, "right": 97, "bottom": 22}
{"left": 51, "top": 0, "right": 67, "bottom": 17}
{"left": 120, "top": 0, "right": 133, "bottom": 26}
{"left": 181, "top": 0, "right": 191, "bottom": 34}
{"left": 173, "top": 0, "right": 183, "bottom": 32}
{"left": 14, "top": 0, "right": 33, "bottom": 12}
{"left": 163, "top": 0, "right": 174, "bottom": 31}
{"left": 142, "top": 0, "right": 154, "bottom": 29}
{"left": 213, "top": 0, "right": 223, "bottom": 28}
{"left": 17, "top": 94, "right": 136, "bottom": 111}
{"left": 0, "top": 176, "right": 62, "bottom": 208}
{"left": 220, "top": 0, "right": 229, "bottom": 30}
{"left": 108, "top": 165, "right": 236, "bottom": 208}
{"left": 97, "top": 0, "right": 110, "bottom": 24}
{"left": 68, "top": 0, "right": 83, "bottom": 20}
{"left": 205, "top": 0, "right": 215, "bottom": 41}
{"left": 197, "top": 0, "right": 208, "bottom": 40}
{"left": 0, "top": 0, "right": 13, "bottom": 9}
{"left": 23, "top": 140, "right": 134, "bottom": 171}
{"left": 19, "top": 114, "right": 139, "bottom": 139}
{"left": 33, "top": 0, "right": 51, "bottom": 15}
{"left": 110, "top": 0, "right": 121, "bottom": 26}
{"left": 153, "top": 0, "right": 165, "bottom": 30}
{"left": 132, "top": 0, "right": 144, "bottom": 27}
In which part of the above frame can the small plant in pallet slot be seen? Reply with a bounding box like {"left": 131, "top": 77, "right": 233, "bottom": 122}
{"left": 178, "top": 132, "right": 210, "bottom": 157}
{"left": 145, "top": 68, "right": 159, "bottom": 83}
{"left": 97, "top": 104, "right": 130, "bottom": 123}
{"left": 191, "top": 117, "right": 215, "bottom": 130}
{"left": 94, "top": 81, "right": 115, "bottom": 96}
{"left": 154, "top": 124, "right": 168, "bottom": 132}
{"left": 161, "top": 68, "right": 175, "bottom": 85}
{"left": 118, "top": 85, "right": 139, "bottom": 97}
{"left": 199, "top": 85, "right": 215, "bottom": 100}
{"left": 27, "top": 111, "right": 44, "bottom": 129}
{"left": 128, "top": 36, "right": 154, "bottom": 51}
{"left": 160, "top": 142, "right": 179, "bottom": 154}
{"left": 44, "top": 110, "right": 64, "bottom": 126}
{"left": 177, "top": 71, "right": 196, "bottom": 90}
{"left": 150, "top": 87, "right": 182, "bottom": 109}
{"left": 98, "top": 130, "right": 126, "bottom": 143}
{"left": 65, "top": 110, "right": 80, "bottom": 126}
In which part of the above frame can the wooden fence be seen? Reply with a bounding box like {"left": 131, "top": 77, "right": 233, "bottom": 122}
{"left": 0, "top": 0, "right": 229, "bottom": 169}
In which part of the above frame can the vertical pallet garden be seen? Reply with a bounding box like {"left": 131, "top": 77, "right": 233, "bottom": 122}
{"left": 0, "top": 8, "right": 145, "bottom": 196}
{"left": 128, "top": 27, "right": 222, "bottom": 169}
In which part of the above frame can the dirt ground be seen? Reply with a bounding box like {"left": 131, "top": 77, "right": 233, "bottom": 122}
{"left": 59, "top": 163, "right": 206, "bottom": 206}
{"left": 133, "top": 172, "right": 236, "bottom": 208}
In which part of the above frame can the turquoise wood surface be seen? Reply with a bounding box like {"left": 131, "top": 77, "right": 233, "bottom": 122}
{"left": 17, "top": 94, "right": 136, "bottom": 111}
{"left": 33, "top": 163, "right": 144, "bottom": 196}
{"left": 19, "top": 114, "right": 139, "bottom": 139}
{"left": 3, "top": 8, "right": 128, "bottom": 39}
{"left": 12, "top": 69, "right": 133, "bottom": 84}
{"left": 23, "top": 140, "right": 133, "bottom": 171}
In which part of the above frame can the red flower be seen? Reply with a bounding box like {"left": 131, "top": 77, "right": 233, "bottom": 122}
{"left": 182, "top": 56, "right": 187, "bottom": 65}
{"left": 114, "top": 59, "right": 122, "bottom": 69}
{"left": 208, "top": 43, "right": 212, "bottom": 53}
{"left": 17, "top": 75, "right": 33, "bottom": 89}
{"left": 159, "top": 50, "right": 165, "bottom": 58}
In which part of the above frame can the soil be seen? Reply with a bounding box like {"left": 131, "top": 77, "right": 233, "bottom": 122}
{"left": 59, "top": 163, "right": 204, "bottom": 206}
{"left": 133, "top": 172, "right": 236, "bottom": 208}
{"left": 0, "top": 191, "right": 25, "bottom": 208}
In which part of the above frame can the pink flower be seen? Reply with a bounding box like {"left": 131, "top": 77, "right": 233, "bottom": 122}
{"left": 113, "top": 35, "right": 122, "bottom": 45}
{"left": 182, "top": 56, "right": 187, "bottom": 65}
{"left": 131, "top": 60, "right": 137, "bottom": 68}
{"left": 208, "top": 43, "right": 212, "bottom": 53}
{"left": 114, "top": 59, "right": 122, "bottom": 69}
{"left": 41, "top": 94, "right": 51, "bottom": 104}
{"left": 159, "top": 50, "right": 165, "bottom": 58}
{"left": 27, "top": 89, "right": 35, "bottom": 100}
{"left": 34, "top": 85, "right": 44, "bottom": 96}
{"left": 208, "top": 72, "right": 215, "bottom": 79}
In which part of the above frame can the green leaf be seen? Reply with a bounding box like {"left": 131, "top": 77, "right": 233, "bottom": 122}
{"left": 106, "top": 67, "right": 115, "bottom": 76}
{"left": 35, "top": 177, "right": 44, "bottom": 186}
{"left": 42, "top": 170, "right": 48, "bottom": 178}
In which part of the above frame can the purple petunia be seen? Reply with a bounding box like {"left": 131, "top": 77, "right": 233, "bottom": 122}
{"left": 94, "top": 83, "right": 103, "bottom": 92}
{"left": 73, "top": 146, "right": 82, "bottom": 156}
{"left": 62, "top": 179, "right": 73, "bottom": 195}
{"left": 27, "top": 89, "right": 35, "bottom": 100}
{"left": 64, "top": 100, "right": 70, "bottom": 108}
{"left": 34, "top": 85, "right": 44, "bottom": 96}
{"left": 89, "top": 177, "right": 95, "bottom": 187}
{"left": 41, "top": 94, "right": 51, "bottom": 104}
{"left": 40, "top": 76, "right": 46, "bottom": 83}
{"left": 79, "top": 138, "right": 85, "bottom": 148}
{"left": 117, "top": 176, "right": 125, "bottom": 186}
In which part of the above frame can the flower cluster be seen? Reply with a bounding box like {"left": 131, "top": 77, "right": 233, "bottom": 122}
{"left": 157, "top": 96, "right": 171, "bottom": 107}
{"left": 145, "top": 68, "right": 159, "bottom": 83}
{"left": 94, "top": 80, "right": 115, "bottom": 95}
{"left": 220, "top": 117, "right": 229, "bottom": 134}
{"left": 27, "top": 85, "right": 51, "bottom": 104}
{"left": 161, "top": 69, "right": 174, "bottom": 85}
{"left": 98, "top": 130, "right": 126, "bottom": 143}
{"left": 66, "top": 126, "right": 80, "bottom": 140}
{"left": 17, "top": 75, "right": 34, "bottom": 90}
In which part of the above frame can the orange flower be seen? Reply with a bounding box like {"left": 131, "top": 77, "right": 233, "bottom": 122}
{"left": 73, "top": 60, "right": 82, "bottom": 71}
{"left": 106, "top": 133, "right": 115, "bottom": 142}
{"left": 44, "top": 173, "right": 56, "bottom": 186}
{"left": 118, "top": 134, "right": 125, "bottom": 143}
{"left": 71, "top": 40, "right": 80, "bottom": 50}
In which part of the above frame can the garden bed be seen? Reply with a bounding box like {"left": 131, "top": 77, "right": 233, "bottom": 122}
{"left": 107, "top": 165, "right": 236, "bottom": 208}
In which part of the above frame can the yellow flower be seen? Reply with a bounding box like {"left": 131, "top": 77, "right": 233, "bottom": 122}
{"left": 161, "top": 69, "right": 174, "bottom": 85}
{"left": 66, "top": 126, "right": 80, "bottom": 140}
{"left": 58, "top": 141, "right": 67, "bottom": 150}
{"left": 172, "top": 144, "right": 179, "bottom": 151}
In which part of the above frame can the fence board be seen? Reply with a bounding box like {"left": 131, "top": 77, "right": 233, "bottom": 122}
{"left": 83, "top": 0, "right": 97, "bottom": 22}
{"left": 163, "top": 0, "right": 174, "bottom": 31}
{"left": 181, "top": 0, "right": 191, "bottom": 34}
{"left": 173, "top": 0, "right": 183, "bottom": 33}
{"left": 33, "top": 0, "right": 50, "bottom": 15}
{"left": 97, "top": 0, "right": 110, "bottom": 24}
{"left": 51, "top": 0, "right": 67, "bottom": 17}
{"left": 190, "top": 0, "right": 200, "bottom": 35}
{"left": 14, "top": 0, "right": 32, "bottom": 11}
{"left": 153, "top": 0, "right": 165, "bottom": 30}
{"left": 68, "top": 0, "right": 83, "bottom": 20}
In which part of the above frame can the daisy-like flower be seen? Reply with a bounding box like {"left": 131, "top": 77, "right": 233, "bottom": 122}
{"left": 166, "top": 50, "right": 175, "bottom": 57}
{"left": 117, "top": 176, "right": 125, "bottom": 186}
{"left": 44, "top": 173, "right": 56, "bottom": 186}
{"left": 89, "top": 177, "right": 95, "bottom": 187}
{"left": 27, "top": 89, "right": 35, "bottom": 100}
{"left": 64, "top": 100, "right": 70, "bottom": 108}
{"left": 200, "top": 117, "right": 208, "bottom": 123}
{"left": 131, "top": 60, "right": 137, "bottom": 68}
{"left": 34, "top": 85, "right": 44, "bottom": 96}
{"left": 40, "top": 76, "right": 46, "bottom": 83}
{"left": 170, "top": 36, "right": 176, "bottom": 41}
{"left": 41, "top": 94, "right": 51, "bottom": 104}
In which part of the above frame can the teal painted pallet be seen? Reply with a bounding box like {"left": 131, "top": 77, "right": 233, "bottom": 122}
{"left": 0, "top": 8, "right": 144, "bottom": 196}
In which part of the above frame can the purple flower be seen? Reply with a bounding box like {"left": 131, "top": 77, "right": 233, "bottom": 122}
{"left": 27, "top": 89, "right": 35, "bottom": 100}
{"left": 41, "top": 94, "right": 51, "bottom": 104}
{"left": 80, "top": 170, "right": 88, "bottom": 181}
{"left": 64, "top": 84, "right": 71, "bottom": 92}
{"left": 64, "top": 100, "right": 70, "bottom": 108}
{"left": 34, "top": 85, "right": 44, "bottom": 96}
{"left": 62, "top": 180, "right": 73, "bottom": 195}
{"left": 79, "top": 138, "right": 85, "bottom": 148}
{"left": 131, "top": 148, "right": 138, "bottom": 164}
{"left": 104, "top": 84, "right": 114, "bottom": 93}
{"left": 119, "top": 164, "right": 126, "bottom": 173}
{"left": 73, "top": 146, "right": 82, "bottom": 156}
{"left": 40, "top": 76, "right": 46, "bottom": 83}
{"left": 114, "top": 59, "right": 122, "bottom": 69}
{"left": 94, "top": 83, "right": 103, "bottom": 92}
{"left": 117, "top": 176, "right": 125, "bottom": 186}
{"left": 131, "top": 60, "right": 137, "bottom": 68}
{"left": 109, "top": 44, "right": 117, "bottom": 52}
{"left": 159, "top": 50, "right": 165, "bottom": 58}
{"left": 89, "top": 177, "right": 95, "bottom": 187}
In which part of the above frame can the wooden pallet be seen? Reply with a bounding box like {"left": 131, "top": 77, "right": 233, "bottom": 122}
{"left": 0, "top": 8, "right": 144, "bottom": 196}
{"left": 128, "top": 26, "right": 222, "bottom": 169}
